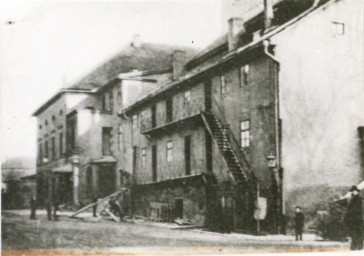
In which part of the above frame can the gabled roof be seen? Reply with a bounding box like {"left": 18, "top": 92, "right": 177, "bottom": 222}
{"left": 68, "top": 42, "right": 200, "bottom": 90}
{"left": 120, "top": 0, "right": 337, "bottom": 114}
{"left": 185, "top": 0, "right": 328, "bottom": 70}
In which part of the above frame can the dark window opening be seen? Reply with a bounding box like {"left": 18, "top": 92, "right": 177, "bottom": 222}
{"left": 184, "top": 136, "right": 191, "bottom": 175}
{"left": 174, "top": 198, "right": 183, "bottom": 219}
{"left": 45, "top": 141, "right": 49, "bottom": 159}
{"left": 133, "top": 146, "right": 138, "bottom": 176}
{"left": 166, "top": 98, "right": 173, "bottom": 123}
{"left": 86, "top": 166, "right": 93, "bottom": 194}
{"left": 51, "top": 137, "right": 56, "bottom": 160}
{"left": 66, "top": 114, "right": 77, "bottom": 151}
{"left": 204, "top": 80, "right": 212, "bottom": 111}
{"left": 102, "top": 127, "right": 112, "bottom": 155}
{"left": 152, "top": 145, "right": 157, "bottom": 181}
{"left": 59, "top": 132, "right": 63, "bottom": 156}
{"left": 151, "top": 104, "right": 156, "bottom": 128}
{"left": 205, "top": 130, "right": 213, "bottom": 172}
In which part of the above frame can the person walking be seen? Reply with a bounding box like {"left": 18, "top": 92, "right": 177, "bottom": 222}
{"left": 344, "top": 185, "right": 363, "bottom": 250}
{"left": 45, "top": 197, "right": 52, "bottom": 221}
{"left": 29, "top": 196, "right": 37, "bottom": 220}
{"left": 294, "top": 206, "right": 304, "bottom": 241}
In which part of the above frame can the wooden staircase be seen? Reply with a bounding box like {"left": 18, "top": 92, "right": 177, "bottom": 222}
{"left": 201, "top": 111, "right": 249, "bottom": 185}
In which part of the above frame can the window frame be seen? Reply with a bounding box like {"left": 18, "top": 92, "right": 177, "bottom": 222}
{"left": 332, "top": 21, "right": 345, "bottom": 35}
{"left": 166, "top": 141, "right": 173, "bottom": 162}
{"left": 184, "top": 90, "right": 191, "bottom": 104}
{"left": 240, "top": 64, "right": 249, "bottom": 87}
{"left": 220, "top": 75, "right": 227, "bottom": 95}
{"left": 240, "top": 120, "right": 250, "bottom": 148}
{"left": 141, "top": 148, "right": 146, "bottom": 167}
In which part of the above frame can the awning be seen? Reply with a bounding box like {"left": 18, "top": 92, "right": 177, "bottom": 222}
{"left": 91, "top": 155, "right": 117, "bottom": 164}
{"left": 53, "top": 163, "right": 73, "bottom": 173}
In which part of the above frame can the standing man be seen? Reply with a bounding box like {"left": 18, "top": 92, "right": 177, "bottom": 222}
{"left": 294, "top": 206, "right": 304, "bottom": 241}
{"left": 29, "top": 196, "right": 37, "bottom": 220}
{"left": 45, "top": 197, "right": 52, "bottom": 221}
{"left": 344, "top": 186, "right": 363, "bottom": 250}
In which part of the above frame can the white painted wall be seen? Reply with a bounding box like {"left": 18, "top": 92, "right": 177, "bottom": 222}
{"left": 270, "top": 0, "right": 364, "bottom": 210}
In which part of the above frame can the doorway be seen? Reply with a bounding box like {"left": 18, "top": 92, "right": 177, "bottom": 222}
{"left": 174, "top": 198, "right": 183, "bottom": 219}
{"left": 152, "top": 145, "right": 157, "bottom": 181}
{"left": 204, "top": 80, "right": 212, "bottom": 111}
{"left": 184, "top": 136, "right": 191, "bottom": 175}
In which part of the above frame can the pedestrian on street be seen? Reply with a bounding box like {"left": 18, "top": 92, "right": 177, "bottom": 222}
{"left": 45, "top": 197, "right": 52, "bottom": 221}
{"left": 92, "top": 195, "right": 98, "bottom": 217}
{"left": 294, "top": 206, "right": 304, "bottom": 241}
{"left": 30, "top": 196, "right": 37, "bottom": 220}
{"left": 344, "top": 185, "right": 363, "bottom": 250}
{"left": 53, "top": 198, "right": 59, "bottom": 221}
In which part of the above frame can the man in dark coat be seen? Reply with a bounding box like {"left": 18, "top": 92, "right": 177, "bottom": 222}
{"left": 45, "top": 197, "right": 52, "bottom": 221}
{"left": 29, "top": 196, "right": 37, "bottom": 219}
{"left": 294, "top": 206, "right": 304, "bottom": 241}
{"left": 344, "top": 185, "right": 363, "bottom": 250}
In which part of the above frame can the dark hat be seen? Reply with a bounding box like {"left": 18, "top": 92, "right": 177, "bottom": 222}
{"left": 349, "top": 185, "right": 359, "bottom": 192}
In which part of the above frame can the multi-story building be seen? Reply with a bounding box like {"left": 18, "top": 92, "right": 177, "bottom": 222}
{"left": 118, "top": 0, "right": 363, "bottom": 233}
{"left": 32, "top": 36, "right": 199, "bottom": 207}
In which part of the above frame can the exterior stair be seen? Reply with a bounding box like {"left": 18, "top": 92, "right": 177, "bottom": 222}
{"left": 201, "top": 111, "right": 250, "bottom": 185}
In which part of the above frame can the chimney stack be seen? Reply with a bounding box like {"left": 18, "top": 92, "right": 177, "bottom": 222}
{"left": 264, "top": 0, "right": 274, "bottom": 31}
{"left": 172, "top": 50, "right": 186, "bottom": 81}
{"left": 228, "top": 17, "right": 245, "bottom": 51}
{"left": 132, "top": 34, "right": 141, "bottom": 48}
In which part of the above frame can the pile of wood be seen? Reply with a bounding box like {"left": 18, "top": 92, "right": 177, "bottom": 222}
{"left": 69, "top": 188, "right": 127, "bottom": 222}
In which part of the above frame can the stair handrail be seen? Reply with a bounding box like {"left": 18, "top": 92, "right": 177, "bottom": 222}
{"left": 209, "top": 95, "right": 253, "bottom": 177}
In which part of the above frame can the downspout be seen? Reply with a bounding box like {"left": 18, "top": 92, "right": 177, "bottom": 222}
{"left": 263, "top": 40, "right": 284, "bottom": 214}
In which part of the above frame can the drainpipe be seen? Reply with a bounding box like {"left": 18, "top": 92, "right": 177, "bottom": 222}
{"left": 263, "top": 40, "right": 284, "bottom": 217}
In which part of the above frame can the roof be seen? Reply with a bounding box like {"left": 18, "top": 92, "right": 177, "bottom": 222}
{"left": 68, "top": 42, "right": 200, "bottom": 90}
{"left": 185, "top": 0, "right": 326, "bottom": 70}
{"left": 120, "top": 0, "right": 336, "bottom": 114}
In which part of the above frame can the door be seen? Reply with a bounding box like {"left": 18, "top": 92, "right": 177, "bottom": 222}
{"left": 184, "top": 136, "right": 191, "bottom": 175}
{"left": 152, "top": 145, "right": 157, "bottom": 181}
{"left": 174, "top": 198, "right": 183, "bottom": 219}
{"left": 98, "top": 165, "right": 116, "bottom": 197}
{"left": 204, "top": 80, "right": 212, "bottom": 111}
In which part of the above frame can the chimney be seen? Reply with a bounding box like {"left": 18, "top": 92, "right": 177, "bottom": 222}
{"left": 228, "top": 17, "right": 245, "bottom": 51}
{"left": 172, "top": 50, "right": 186, "bottom": 81}
{"left": 264, "top": 0, "right": 274, "bottom": 31}
{"left": 131, "top": 34, "right": 141, "bottom": 48}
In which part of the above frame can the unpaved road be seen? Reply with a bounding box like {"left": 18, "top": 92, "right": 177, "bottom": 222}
{"left": 1, "top": 211, "right": 349, "bottom": 255}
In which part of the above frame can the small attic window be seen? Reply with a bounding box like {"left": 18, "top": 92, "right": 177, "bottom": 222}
{"left": 332, "top": 22, "right": 344, "bottom": 35}
{"left": 59, "top": 110, "right": 63, "bottom": 115}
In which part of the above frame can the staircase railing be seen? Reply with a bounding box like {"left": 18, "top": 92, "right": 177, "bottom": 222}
{"left": 209, "top": 95, "right": 252, "bottom": 178}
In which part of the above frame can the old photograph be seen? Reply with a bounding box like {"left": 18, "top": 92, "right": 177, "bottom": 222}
{"left": 1, "top": 0, "right": 363, "bottom": 255}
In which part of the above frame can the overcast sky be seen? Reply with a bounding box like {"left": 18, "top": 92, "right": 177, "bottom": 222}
{"left": 0, "top": 0, "right": 223, "bottom": 162}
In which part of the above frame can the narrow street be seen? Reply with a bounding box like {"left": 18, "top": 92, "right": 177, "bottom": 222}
{"left": 1, "top": 210, "right": 349, "bottom": 255}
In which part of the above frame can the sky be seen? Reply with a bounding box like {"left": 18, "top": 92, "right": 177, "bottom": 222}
{"left": 0, "top": 0, "right": 223, "bottom": 162}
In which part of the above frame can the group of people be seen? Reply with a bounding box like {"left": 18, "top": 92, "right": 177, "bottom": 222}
{"left": 29, "top": 196, "right": 60, "bottom": 221}
{"left": 293, "top": 185, "right": 363, "bottom": 251}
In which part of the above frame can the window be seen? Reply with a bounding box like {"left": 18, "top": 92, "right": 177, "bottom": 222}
{"left": 141, "top": 148, "right": 146, "bottom": 167}
{"left": 86, "top": 166, "right": 93, "bottom": 194}
{"left": 102, "top": 94, "right": 107, "bottom": 111}
{"left": 118, "top": 125, "right": 123, "bottom": 151}
{"left": 66, "top": 114, "right": 77, "bottom": 150}
{"left": 332, "top": 22, "right": 344, "bottom": 35}
{"left": 184, "top": 90, "right": 191, "bottom": 104}
{"left": 240, "top": 64, "right": 249, "bottom": 86}
{"left": 59, "top": 132, "right": 63, "bottom": 156}
{"left": 132, "top": 114, "right": 138, "bottom": 128}
{"left": 52, "top": 115, "right": 56, "bottom": 122}
{"left": 38, "top": 143, "right": 42, "bottom": 163}
{"left": 166, "top": 98, "right": 173, "bottom": 123}
{"left": 151, "top": 104, "right": 156, "bottom": 128}
{"left": 45, "top": 120, "right": 48, "bottom": 126}
{"left": 117, "top": 85, "right": 122, "bottom": 104}
{"left": 167, "top": 141, "right": 173, "bottom": 162}
{"left": 39, "top": 125, "right": 42, "bottom": 130}
{"left": 51, "top": 137, "right": 56, "bottom": 160}
{"left": 102, "top": 127, "right": 112, "bottom": 155}
{"left": 220, "top": 75, "right": 227, "bottom": 94}
{"left": 45, "top": 141, "right": 49, "bottom": 159}
{"left": 59, "top": 109, "right": 63, "bottom": 115}
{"left": 240, "top": 120, "right": 250, "bottom": 148}
{"left": 109, "top": 90, "right": 113, "bottom": 112}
